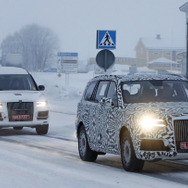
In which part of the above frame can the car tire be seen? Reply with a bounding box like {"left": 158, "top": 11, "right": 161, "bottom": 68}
{"left": 13, "top": 127, "right": 23, "bottom": 130}
{"left": 120, "top": 131, "right": 144, "bottom": 172}
{"left": 78, "top": 125, "right": 98, "bottom": 162}
{"left": 36, "top": 124, "right": 49, "bottom": 135}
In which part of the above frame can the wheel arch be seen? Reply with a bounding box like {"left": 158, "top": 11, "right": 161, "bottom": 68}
{"left": 120, "top": 126, "right": 144, "bottom": 172}
{"left": 76, "top": 121, "right": 84, "bottom": 137}
{"left": 119, "top": 126, "right": 130, "bottom": 145}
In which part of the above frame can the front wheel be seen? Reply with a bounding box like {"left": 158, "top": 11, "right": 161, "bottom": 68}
{"left": 120, "top": 131, "right": 144, "bottom": 172}
{"left": 78, "top": 125, "right": 98, "bottom": 162}
{"left": 36, "top": 124, "right": 49, "bottom": 135}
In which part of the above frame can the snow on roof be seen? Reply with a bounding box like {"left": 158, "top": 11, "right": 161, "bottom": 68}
{"left": 0, "top": 67, "right": 28, "bottom": 74}
{"left": 148, "top": 57, "right": 179, "bottom": 65}
{"left": 91, "top": 73, "right": 186, "bottom": 83}
{"left": 140, "top": 36, "right": 185, "bottom": 50}
{"left": 180, "top": 2, "right": 188, "bottom": 12}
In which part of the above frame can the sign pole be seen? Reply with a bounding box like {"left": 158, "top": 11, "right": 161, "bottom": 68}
{"left": 186, "top": 19, "right": 188, "bottom": 79}
{"left": 65, "top": 73, "right": 69, "bottom": 90}
{"left": 104, "top": 49, "right": 107, "bottom": 72}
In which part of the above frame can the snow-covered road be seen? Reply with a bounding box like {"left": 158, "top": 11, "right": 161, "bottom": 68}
{"left": 0, "top": 111, "right": 188, "bottom": 188}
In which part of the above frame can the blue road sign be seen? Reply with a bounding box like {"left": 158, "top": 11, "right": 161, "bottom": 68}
{"left": 97, "top": 30, "right": 116, "bottom": 49}
{"left": 57, "top": 52, "right": 78, "bottom": 57}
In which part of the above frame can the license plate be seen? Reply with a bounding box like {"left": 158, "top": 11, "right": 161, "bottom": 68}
{"left": 12, "top": 115, "right": 30, "bottom": 120}
{"left": 180, "top": 142, "right": 188, "bottom": 149}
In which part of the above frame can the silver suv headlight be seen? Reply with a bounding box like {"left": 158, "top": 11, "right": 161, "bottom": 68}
{"left": 36, "top": 101, "right": 48, "bottom": 107}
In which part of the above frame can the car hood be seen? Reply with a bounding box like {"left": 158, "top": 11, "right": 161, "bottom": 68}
{"left": 127, "top": 102, "right": 188, "bottom": 119}
{"left": 0, "top": 91, "right": 46, "bottom": 102}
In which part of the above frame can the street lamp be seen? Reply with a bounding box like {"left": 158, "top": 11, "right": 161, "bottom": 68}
{"left": 180, "top": 2, "right": 188, "bottom": 78}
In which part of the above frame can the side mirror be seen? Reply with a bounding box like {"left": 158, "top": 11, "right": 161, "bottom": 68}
{"left": 100, "top": 97, "right": 111, "bottom": 104}
{"left": 38, "top": 85, "right": 45, "bottom": 91}
{"left": 111, "top": 98, "right": 118, "bottom": 107}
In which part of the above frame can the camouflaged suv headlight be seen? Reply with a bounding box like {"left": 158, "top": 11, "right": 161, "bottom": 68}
{"left": 36, "top": 101, "right": 48, "bottom": 107}
{"left": 140, "top": 116, "right": 166, "bottom": 130}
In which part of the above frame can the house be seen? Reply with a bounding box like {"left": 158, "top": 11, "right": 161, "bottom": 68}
{"left": 135, "top": 34, "right": 185, "bottom": 66}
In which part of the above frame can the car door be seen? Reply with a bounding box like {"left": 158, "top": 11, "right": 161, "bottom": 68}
{"left": 90, "top": 80, "right": 110, "bottom": 151}
{"left": 101, "top": 81, "right": 121, "bottom": 153}
{"left": 80, "top": 81, "right": 98, "bottom": 147}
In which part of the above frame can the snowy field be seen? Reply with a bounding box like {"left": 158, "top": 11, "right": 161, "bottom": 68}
{"left": 0, "top": 65, "right": 188, "bottom": 188}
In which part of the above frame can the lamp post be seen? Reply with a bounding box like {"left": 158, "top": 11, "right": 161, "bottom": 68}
{"left": 180, "top": 2, "right": 188, "bottom": 78}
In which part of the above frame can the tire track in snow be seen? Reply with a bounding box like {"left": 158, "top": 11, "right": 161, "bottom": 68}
{"left": 50, "top": 110, "right": 76, "bottom": 115}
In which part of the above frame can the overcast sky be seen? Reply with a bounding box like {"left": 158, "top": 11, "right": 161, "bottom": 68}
{"left": 0, "top": 0, "right": 187, "bottom": 60}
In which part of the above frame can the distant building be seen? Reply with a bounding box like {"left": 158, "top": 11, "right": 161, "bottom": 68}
{"left": 135, "top": 34, "right": 185, "bottom": 66}
{"left": 147, "top": 57, "right": 181, "bottom": 71}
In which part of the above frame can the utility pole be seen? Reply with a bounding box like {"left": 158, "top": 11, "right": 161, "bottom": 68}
{"left": 180, "top": 2, "right": 188, "bottom": 78}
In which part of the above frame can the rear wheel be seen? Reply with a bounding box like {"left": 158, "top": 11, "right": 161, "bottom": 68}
{"left": 36, "top": 124, "right": 49, "bottom": 135}
{"left": 78, "top": 125, "right": 98, "bottom": 162}
{"left": 121, "top": 131, "right": 144, "bottom": 172}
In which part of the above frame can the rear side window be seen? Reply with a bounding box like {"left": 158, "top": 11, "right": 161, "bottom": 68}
{"left": 84, "top": 81, "right": 97, "bottom": 101}
{"left": 95, "top": 81, "right": 109, "bottom": 102}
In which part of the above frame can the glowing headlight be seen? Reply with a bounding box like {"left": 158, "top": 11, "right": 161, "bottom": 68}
{"left": 36, "top": 101, "right": 48, "bottom": 107}
{"left": 140, "top": 116, "right": 166, "bottom": 130}
{"left": 0, "top": 103, "right": 2, "bottom": 107}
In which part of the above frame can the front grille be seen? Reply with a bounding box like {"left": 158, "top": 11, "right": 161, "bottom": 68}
{"left": 7, "top": 102, "right": 34, "bottom": 121}
{"left": 174, "top": 120, "right": 188, "bottom": 153}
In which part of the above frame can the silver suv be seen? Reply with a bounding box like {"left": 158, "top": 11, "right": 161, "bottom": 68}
{"left": 76, "top": 74, "right": 188, "bottom": 172}
{"left": 0, "top": 67, "right": 49, "bottom": 135}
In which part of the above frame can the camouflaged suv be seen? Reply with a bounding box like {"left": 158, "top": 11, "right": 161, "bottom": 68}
{"left": 76, "top": 74, "right": 188, "bottom": 172}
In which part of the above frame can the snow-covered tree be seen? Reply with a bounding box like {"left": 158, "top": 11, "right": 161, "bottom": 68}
{"left": 1, "top": 24, "right": 59, "bottom": 71}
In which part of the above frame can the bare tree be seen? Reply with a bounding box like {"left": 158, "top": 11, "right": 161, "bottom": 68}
{"left": 1, "top": 33, "right": 22, "bottom": 54}
{"left": 1, "top": 24, "right": 59, "bottom": 71}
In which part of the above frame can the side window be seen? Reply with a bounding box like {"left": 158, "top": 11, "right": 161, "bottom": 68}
{"left": 123, "top": 84, "right": 141, "bottom": 95}
{"left": 95, "top": 81, "right": 109, "bottom": 102}
{"left": 107, "top": 81, "right": 118, "bottom": 107}
{"left": 122, "top": 83, "right": 141, "bottom": 103}
{"left": 84, "top": 81, "right": 97, "bottom": 101}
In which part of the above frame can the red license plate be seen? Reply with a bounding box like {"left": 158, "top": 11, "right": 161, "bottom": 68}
{"left": 12, "top": 115, "right": 30, "bottom": 120}
{"left": 180, "top": 142, "right": 188, "bottom": 149}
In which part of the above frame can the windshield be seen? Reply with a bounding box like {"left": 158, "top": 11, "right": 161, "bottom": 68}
{"left": 122, "top": 80, "right": 188, "bottom": 103}
{"left": 0, "top": 74, "right": 37, "bottom": 91}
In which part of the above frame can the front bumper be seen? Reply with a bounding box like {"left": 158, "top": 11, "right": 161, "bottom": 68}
{"left": 137, "top": 136, "right": 188, "bottom": 161}
{"left": 0, "top": 102, "right": 49, "bottom": 128}
{"left": 133, "top": 115, "right": 188, "bottom": 161}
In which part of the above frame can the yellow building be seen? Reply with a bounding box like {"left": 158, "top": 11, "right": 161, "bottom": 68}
{"left": 135, "top": 34, "right": 185, "bottom": 66}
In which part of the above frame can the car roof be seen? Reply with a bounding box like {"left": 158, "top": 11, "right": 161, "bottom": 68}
{"left": 0, "top": 67, "right": 28, "bottom": 75}
{"left": 91, "top": 73, "right": 187, "bottom": 83}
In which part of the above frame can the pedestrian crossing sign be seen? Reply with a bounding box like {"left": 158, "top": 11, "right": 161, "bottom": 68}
{"left": 97, "top": 30, "right": 116, "bottom": 49}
